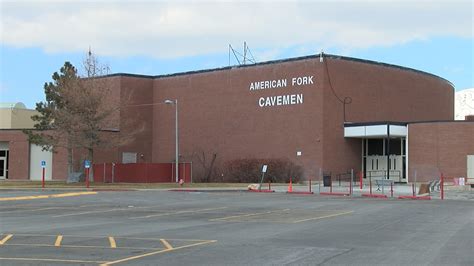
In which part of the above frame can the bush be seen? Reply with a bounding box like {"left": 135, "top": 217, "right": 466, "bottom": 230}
{"left": 222, "top": 158, "right": 303, "bottom": 183}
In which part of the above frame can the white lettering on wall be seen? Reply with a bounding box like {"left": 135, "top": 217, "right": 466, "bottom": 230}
{"left": 250, "top": 75, "right": 313, "bottom": 108}
{"left": 258, "top": 94, "right": 303, "bottom": 107}
{"left": 250, "top": 79, "right": 287, "bottom": 90}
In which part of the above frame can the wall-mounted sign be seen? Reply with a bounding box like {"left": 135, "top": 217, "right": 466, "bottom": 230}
{"left": 249, "top": 75, "right": 314, "bottom": 108}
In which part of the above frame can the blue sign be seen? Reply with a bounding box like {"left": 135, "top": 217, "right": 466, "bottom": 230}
{"left": 84, "top": 160, "right": 91, "bottom": 169}
{"left": 41, "top": 160, "right": 46, "bottom": 168}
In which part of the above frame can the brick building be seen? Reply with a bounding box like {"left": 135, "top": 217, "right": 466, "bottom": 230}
{"left": 1, "top": 54, "right": 473, "bottom": 182}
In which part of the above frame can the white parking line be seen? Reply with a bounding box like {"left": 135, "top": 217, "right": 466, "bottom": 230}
{"left": 130, "top": 207, "right": 228, "bottom": 219}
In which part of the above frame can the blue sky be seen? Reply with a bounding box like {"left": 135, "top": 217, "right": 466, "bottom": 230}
{"left": 0, "top": 0, "right": 472, "bottom": 108}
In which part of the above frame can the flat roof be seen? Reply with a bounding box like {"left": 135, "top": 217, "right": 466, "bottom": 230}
{"left": 103, "top": 53, "right": 453, "bottom": 87}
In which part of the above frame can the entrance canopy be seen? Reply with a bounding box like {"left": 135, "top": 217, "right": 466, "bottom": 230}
{"left": 344, "top": 122, "right": 407, "bottom": 138}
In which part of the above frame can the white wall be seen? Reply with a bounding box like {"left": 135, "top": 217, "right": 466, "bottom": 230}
{"left": 29, "top": 144, "right": 53, "bottom": 180}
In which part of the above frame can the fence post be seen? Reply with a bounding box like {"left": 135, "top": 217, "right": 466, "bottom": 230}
{"left": 369, "top": 176, "right": 372, "bottom": 195}
{"left": 330, "top": 175, "right": 333, "bottom": 193}
{"left": 441, "top": 173, "right": 444, "bottom": 200}
{"left": 112, "top": 163, "right": 115, "bottom": 183}
{"left": 318, "top": 168, "right": 321, "bottom": 194}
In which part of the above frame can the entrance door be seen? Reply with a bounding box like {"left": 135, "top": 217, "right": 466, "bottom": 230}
{"left": 468, "top": 155, "right": 474, "bottom": 181}
{"left": 0, "top": 150, "right": 7, "bottom": 179}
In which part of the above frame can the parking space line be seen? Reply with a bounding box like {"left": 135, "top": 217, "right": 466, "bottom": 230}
{"left": 0, "top": 192, "right": 97, "bottom": 201}
{"left": 52, "top": 205, "right": 168, "bottom": 218}
{"left": 160, "top": 239, "right": 173, "bottom": 250}
{"left": 291, "top": 211, "right": 354, "bottom": 223}
{"left": 2, "top": 243, "right": 160, "bottom": 250}
{"left": 209, "top": 209, "right": 290, "bottom": 221}
{"left": 130, "top": 207, "right": 228, "bottom": 219}
{"left": 54, "top": 235, "right": 63, "bottom": 247}
{"left": 0, "top": 207, "right": 70, "bottom": 214}
{"left": 109, "top": 236, "right": 117, "bottom": 248}
{"left": 0, "top": 257, "right": 105, "bottom": 264}
{"left": 100, "top": 240, "right": 217, "bottom": 266}
{"left": 0, "top": 234, "right": 13, "bottom": 245}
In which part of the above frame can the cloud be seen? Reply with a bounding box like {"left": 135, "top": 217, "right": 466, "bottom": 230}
{"left": 0, "top": 0, "right": 472, "bottom": 59}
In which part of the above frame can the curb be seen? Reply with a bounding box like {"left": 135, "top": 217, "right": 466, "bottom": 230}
{"left": 362, "top": 193, "right": 388, "bottom": 199}
{"left": 398, "top": 195, "right": 432, "bottom": 200}
{"left": 286, "top": 191, "right": 314, "bottom": 195}
{"left": 248, "top": 189, "right": 275, "bottom": 193}
{"left": 320, "top": 192, "right": 350, "bottom": 196}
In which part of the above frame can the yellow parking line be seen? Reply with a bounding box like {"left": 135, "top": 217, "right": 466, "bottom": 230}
{"left": 0, "top": 192, "right": 97, "bottom": 201}
{"left": 54, "top": 235, "right": 63, "bottom": 247}
{"left": 2, "top": 243, "right": 159, "bottom": 250}
{"left": 109, "top": 237, "right": 117, "bottom": 248}
{"left": 50, "top": 192, "right": 97, "bottom": 198}
{"left": 292, "top": 211, "right": 354, "bottom": 223}
{"left": 0, "top": 234, "right": 13, "bottom": 245}
{"left": 209, "top": 209, "right": 290, "bottom": 221}
{"left": 130, "top": 207, "right": 228, "bottom": 219}
{"left": 160, "top": 239, "right": 173, "bottom": 250}
{"left": 100, "top": 240, "right": 217, "bottom": 266}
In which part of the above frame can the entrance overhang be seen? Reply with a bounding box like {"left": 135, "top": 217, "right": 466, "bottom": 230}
{"left": 344, "top": 122, "right": 407, "bottom": 138}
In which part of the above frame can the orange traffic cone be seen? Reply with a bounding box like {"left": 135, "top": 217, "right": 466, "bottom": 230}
{"left": 288, "top": 177, "right": 293, "bottom": 192}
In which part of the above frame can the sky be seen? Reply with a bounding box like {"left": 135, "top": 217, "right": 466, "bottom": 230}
{"left": 0, "top": 0, "right": 472, "bottom": 108}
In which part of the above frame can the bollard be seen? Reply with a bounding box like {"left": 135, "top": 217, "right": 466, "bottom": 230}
{"left": 390, "top": 182, "right": 393, "bottom": 197}
{"left": 268, "top": 181, "right": 271, "bottom": 191}
{"left": 309, "top": 177, "right": 312, "bottom": 193}
{"left": 412, "top": 183, "right": 415, "bottom": 197}
{"left": 359, "top": 171, "right": 363, "bottom": 189}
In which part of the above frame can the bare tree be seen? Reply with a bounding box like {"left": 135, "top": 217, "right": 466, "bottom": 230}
{"left": 26, "top": 50, "right": 138, "bottom": 180}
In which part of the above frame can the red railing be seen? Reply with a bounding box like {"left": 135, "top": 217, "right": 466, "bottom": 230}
{"left": 93, "top": 162, "right": 192, "bottom": 183}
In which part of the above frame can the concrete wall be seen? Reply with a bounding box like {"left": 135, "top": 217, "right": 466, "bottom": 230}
{"left": 408, "top": 121, "right": 474, "bottom": 182}
{"left": 0, "top": 108, "right": 38, "bottom": 129}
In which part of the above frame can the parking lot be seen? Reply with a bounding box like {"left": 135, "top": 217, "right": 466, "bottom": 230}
{"left": 0, "top": 190, "right": 473, "bottom": 265}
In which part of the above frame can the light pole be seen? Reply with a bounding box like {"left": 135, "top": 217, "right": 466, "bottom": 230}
{"left": 164, "top": 99, "right": 178, "bottom": 183}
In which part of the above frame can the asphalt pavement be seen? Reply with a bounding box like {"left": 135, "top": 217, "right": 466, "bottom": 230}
{"left": 0, "top": 190, "right": 472, "bottom": 265}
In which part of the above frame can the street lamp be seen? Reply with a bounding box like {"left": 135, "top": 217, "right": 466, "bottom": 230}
{"left": 164, "top": 99, "right": 178, "bottom": 183}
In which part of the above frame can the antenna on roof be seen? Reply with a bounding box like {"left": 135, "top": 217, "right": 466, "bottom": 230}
{"left": 229, "top": 42, "right": 257, "bottom": 66}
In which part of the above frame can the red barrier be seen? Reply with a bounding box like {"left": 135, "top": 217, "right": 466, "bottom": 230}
{"left": 93, "top": 162, "right": 192, "bottom": 183}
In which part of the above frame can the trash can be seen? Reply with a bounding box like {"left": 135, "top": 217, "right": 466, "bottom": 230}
{"left": 323, "top": 173, "right": 332, "bottom": 187}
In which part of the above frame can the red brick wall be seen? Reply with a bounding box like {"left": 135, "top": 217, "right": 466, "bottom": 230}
{"left": 0, "top": 130, "right": 29, "bottom": 180}
{"left": 321, "top": 58, "right": 453, "bottom": 176}
{"left": 152, "top": 59, "right": 324, "bottom": 179}
{"left": 408, "top": 122, "right": 474, "bottom": 182}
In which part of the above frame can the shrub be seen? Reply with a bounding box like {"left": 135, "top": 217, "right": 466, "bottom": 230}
{"left": 222, "top": 158, "right": 303, "bottom": 183}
